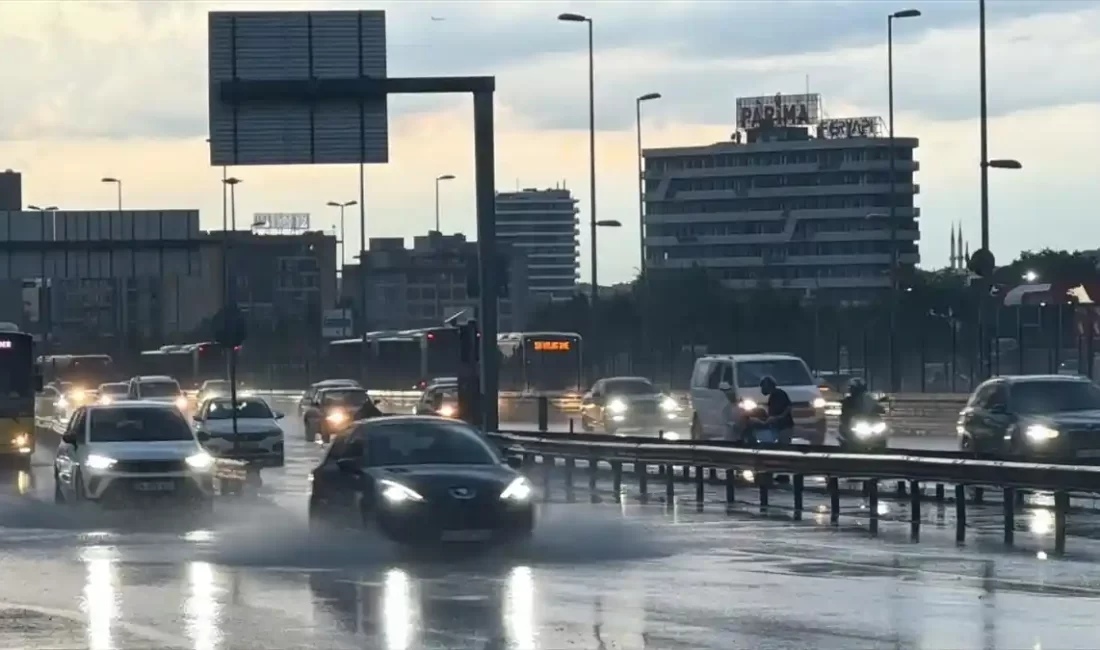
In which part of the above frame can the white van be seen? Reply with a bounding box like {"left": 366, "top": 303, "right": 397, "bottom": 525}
{"left": 688, "top": 353, "right": 827, "bottom": 444}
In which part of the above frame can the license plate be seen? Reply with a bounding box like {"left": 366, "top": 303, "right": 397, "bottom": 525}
{"left": 440, "top": 529, "right": 492, "bottom": 542}
{"left": 233, "top": 442, "right": 259, "bottom": 449}
{"left": 133, "top": 480, "right": 176, "bottom": 492}
{"left": 1077, "top": 450, "right": 1100, "bottom": 458}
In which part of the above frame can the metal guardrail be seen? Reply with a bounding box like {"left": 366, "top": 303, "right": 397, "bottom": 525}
{"left": 488, "top": 429, "right": 1093, "bottom": 554}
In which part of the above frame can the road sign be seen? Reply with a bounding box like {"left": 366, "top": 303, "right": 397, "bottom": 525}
{"left": 322, "top": 308, "right": 353, "bottom": 339}
{"left": 207, "top": 10, "right": 389, "bottom": 166}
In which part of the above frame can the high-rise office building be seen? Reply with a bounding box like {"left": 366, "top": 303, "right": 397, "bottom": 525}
{"left": 0, "top": 170, "right": 21, "bottom": 211}
{"left": 495, "top": 188, "right": 579, "bottom": 300}
{"left": 643, "top": 93, "right": 920, "bottom": 303}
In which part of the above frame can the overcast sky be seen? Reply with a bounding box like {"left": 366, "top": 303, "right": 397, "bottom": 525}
{"left": 2, "top": 0, "right": 1099, "bottom": 284}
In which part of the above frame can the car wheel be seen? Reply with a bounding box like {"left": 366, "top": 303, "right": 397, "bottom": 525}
{"left": 72, "top": 469, "right": 87, "bottom": 502}
{"left": 308, "top": 495, "right": 328, "bottom": 530}
{"left": 603, "top": 419, "right": 617, "bottom": 435}
{"left": 960, "top": 434, "right": 977, "bottom": 456}
{"left": 303, "top": 421, "right": 313, "bottom": 441}
{"left": 690, "top": 415, "right": 702, "bottom": 440}
{"left": 580, "top": 416, "right": 594, "bottom": 432}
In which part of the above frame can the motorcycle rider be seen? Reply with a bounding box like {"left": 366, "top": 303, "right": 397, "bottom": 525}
{"left": 743, "top": 375, "right": 794, "bottom": 444}
{"left": 838, "top": 377, "right": 885, "bottom": 447}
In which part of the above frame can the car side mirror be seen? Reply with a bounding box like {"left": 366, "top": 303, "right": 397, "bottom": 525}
{"left": 61, "top": 432, "right": 77, "bottom": 445}
{"left": 196, "top": 431, "right": 211, "bottom": 442}
{"left": 505, "top": 456, "right": 523, "bottom": 470}
{"left": 192, "top": 415, "right": 204, "bottom": 423}
{"left": 273, "top": 411, "right": 284, "bottom": 420}
{"left": 718, "top": 381, "right": 733, "bottom": 392}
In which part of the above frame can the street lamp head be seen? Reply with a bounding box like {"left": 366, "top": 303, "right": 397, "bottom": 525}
{"left": 595, "top": 219, "right": 622, "bottom": 228}
{"left": 558, "top": 12, "right": 589, "bottom": 22}
{"left": 638, "top": 92, "right": 662, "bottom": 102}
{"left": 892, "top": 9, "right": 921, "bottom": 19}
{"left": 437, "top": 174, "right": 456, "bottom": 181}
{"left": 223, "top": 177, "right": 243, "bottom": 185}
{"left": 345, "top": 200, "right": 358, "bottom": 207}
{"left": 327, "top": 201, "right": 340, "bottom": 207}
{"left": 989, "top": 159, "right": 1023, "bottom": 170}
{"left": 101, "top": 177, "right": 118, "bottom": 184}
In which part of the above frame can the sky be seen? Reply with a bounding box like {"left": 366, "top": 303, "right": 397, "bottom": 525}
{"left": 2, "top": 0, "right": 1099, "bottom": 285}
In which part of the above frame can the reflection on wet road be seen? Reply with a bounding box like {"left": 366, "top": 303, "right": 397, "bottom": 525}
{"left": 0, "top": 399, "right": 1098, "bottom": 648}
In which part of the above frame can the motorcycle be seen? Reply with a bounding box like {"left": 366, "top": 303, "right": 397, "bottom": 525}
{"left": 731, "top": 406, "right": 791, "bottom": 446}
{"left": 837, "top": 417, "right": 889, "bottom": 451}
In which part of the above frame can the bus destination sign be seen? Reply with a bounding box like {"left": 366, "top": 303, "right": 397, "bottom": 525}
{"left": 533, "top": 340, "right": 571, "bottom": 352}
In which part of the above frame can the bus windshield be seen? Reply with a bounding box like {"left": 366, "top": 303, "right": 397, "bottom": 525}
{"left": 375, "top": 338, "right": 420, "bottom": 389}
{"left": 0, "top": 335, "right": 34, "bottom": 397}
{"left": 524, "top": 336, "right": 582, "bottom": 393}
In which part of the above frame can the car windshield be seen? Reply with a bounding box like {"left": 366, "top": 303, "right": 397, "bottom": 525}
{"left": 323, "top": 389, "right": 368, "bottom": 407}
{"left": 88, "top": 407, "right": 194, "bottom": 442}
{"left": 736, "top": 359, "right": 813, "bottom": 388}
{"left": 366, "top": 421, "right": 498, "bottom": 466}
{"left": 141, "top": 381, "right": 181, "bottom": 397}
{"left": 1013, "top": 381, "right": 1100, "bottom": 415}
{"left": 603, "top": 378, "right": 656, "bottom": 395}
{"left": 202, "top": 381, "right": 230, "bottom": 392}
{"left": 204, "top": 399, "right": 273, "bottom": 420}
{"left": 99, "top": 384, "right": 128, "bottom": 396}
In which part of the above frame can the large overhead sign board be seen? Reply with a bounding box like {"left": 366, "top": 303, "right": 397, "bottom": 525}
{"left": 208, "top": 10, "right": 389, "bottom": 166}
{"left": 736, "top": 93, "right": 821, "bottom": 129}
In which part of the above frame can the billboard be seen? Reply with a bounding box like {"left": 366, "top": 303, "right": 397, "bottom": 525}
{"left": 818, "top": 116, "right": 884, "bottom": 139}
{"left": 253, "top": 213, "right": 310, "bottom": 231}
{"left": 322, "top": 308, "right": 354, "bottom": 339}
{"left": 208, "top": 10, "right": 389, "bottom": 166}
{"left": 736, "top": 93, "right": 820, "bottom": 129}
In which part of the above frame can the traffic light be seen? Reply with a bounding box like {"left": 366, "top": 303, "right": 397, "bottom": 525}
{"left": 968, "top": 248, "right": 996, "bottom": 278}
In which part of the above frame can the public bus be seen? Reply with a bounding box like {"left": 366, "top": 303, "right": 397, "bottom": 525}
{"left": 0, "top": 329, "right": 42, "bottom": 466}
{"left": 39, "top": 354, "right": 116, "bottom": 390}
{"left": 329, "top": 326, "right": 462, "bottom": 390}
{"left": 139, "top": 342, "right": 232, "bottom": 389}
{"left": 497, "top": 331, "right": 584, "bottom": 394}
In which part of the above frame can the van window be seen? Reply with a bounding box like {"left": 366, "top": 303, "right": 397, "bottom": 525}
{"left": 706, "top": 362, "right": 726, "bottom": 389}
{"left": 691, "top": 361, "right": 712, "bottom": 388}
{"left": 736, "top": 359, "right": 813, "bottom": 388}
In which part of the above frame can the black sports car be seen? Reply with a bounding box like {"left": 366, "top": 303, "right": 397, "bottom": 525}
{"left": 308, "top": 416, "right": 535, "bottom": 545}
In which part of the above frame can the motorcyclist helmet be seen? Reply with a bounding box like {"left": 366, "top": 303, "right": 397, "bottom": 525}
{"left": 848, "top": 377, "right": 868, "bottom": 396}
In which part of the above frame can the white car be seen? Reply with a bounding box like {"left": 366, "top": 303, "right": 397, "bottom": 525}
{"left": 53, "top": 401, "right": 216, "bottom": 508}
{"left": 688, "top": 353, "right": 827, "bottom": 444}
{"left": 127, "top": 375, "right": 189, "bottom": 412}
{"left": 193, "top": 396, "right": 285, "bottom": 467}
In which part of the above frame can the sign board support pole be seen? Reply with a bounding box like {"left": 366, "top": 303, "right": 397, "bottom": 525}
{"left": 473, "top": 90, "right": 499, "bottom": 432}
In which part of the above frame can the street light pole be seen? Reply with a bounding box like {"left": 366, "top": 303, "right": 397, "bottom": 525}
{"left": 886, "top": 8, "right": 920, "bottom": 393}
{"left": 636, "top": 93, "right": 661, "bottom": 278}
{"left": 326, "top": 200, "right": 358, "bottom": 273}
{"left": 434, "top": 174, "right": 456, "bottom": 233}
{"left": 979, "top": 0, "right": 990, "bottom": 253}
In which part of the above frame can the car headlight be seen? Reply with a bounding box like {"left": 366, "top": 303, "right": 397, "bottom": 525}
{"left": 661, "top": 431, "right": 680, "bottom": 441}
{"left": 326, "top": 409, "right": 348, "bottom": 425}
{"left": 1026, "top": 424, "right": 1059, "bottom": 442}
{"left": 56, "top": 397, "right": 69, "bottom": 410}
{"left": 175, "top": 396, "right": 189, "bottom": 410}
{"left": 852, "top": 420, "right": 887, "bottom": 437}
{"left": 660, "top": 396, "right": 681, "bottom": 412}
{"left": 99, "top": 396, "right": 113, "bottom": 405}
{"left": 13, "top": 433, "right": 29, "bottom": 447}
{"left": 739, "top": 399, "right": 758, "bottom": 411}
{"left": 86, "top": 454, "right": 117, "bottom": 470}
{"left": 438, "top": 403, "right": 456, "bottom": 418}
{"left": 70, "top": 388, "right": 87, "bottom": 404}
{"left": 185, "top": 452, "right": 215, "bottom": 471}
{"left": 812, "top": 397, "right": 827, "bottom": 409}
{"left": 607, "top": 399, "right": 628, "bottom": 414}
{"left": 381, "top": 479, "right": 425, "bottom": 503}
{"left": 500, "top": 477, "right": 532, "bottom": 501}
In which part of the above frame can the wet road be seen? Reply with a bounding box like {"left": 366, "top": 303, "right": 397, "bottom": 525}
{"left": 1, "top": 400, "right": 1097, "bottom": 648}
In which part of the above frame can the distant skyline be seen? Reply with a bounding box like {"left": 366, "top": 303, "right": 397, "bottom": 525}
{"left": 2, "top": 0, "right": 1099, "bottom": 283}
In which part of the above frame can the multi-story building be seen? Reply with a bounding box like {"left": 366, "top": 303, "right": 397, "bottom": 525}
{"left": 643, "top": 100, "right": 919, "bottom": 303}
{"left": 0, "top": 170, "right": 21, "bottom": 211}
{"left": 495, "top": 188, "right": 578, "bottom": 300}
{"left": 341, "top": 231, "right": 530, "bottom": 331}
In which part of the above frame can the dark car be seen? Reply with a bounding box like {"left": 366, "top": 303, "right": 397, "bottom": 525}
{"left": 308, "top": 416, "right": 534, "bottom": 545}
{"left": 302, "top": 387, "right": 371, "bottom": 443}
{"left": 957, "top": 375, "right": 1100, "bottom": 460}
{"left": 298, "top": 379, "right": 361, "bottom": 417}
{"left": 579, "top": 376, "right": 684, "bottom": 435}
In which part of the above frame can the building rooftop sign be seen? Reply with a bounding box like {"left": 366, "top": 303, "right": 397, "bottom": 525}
{"left": 818, "top": 116, "right": 885, "bottom": 139}
{"left": 736, "top": 93, "right": 821, "bottom": 129}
